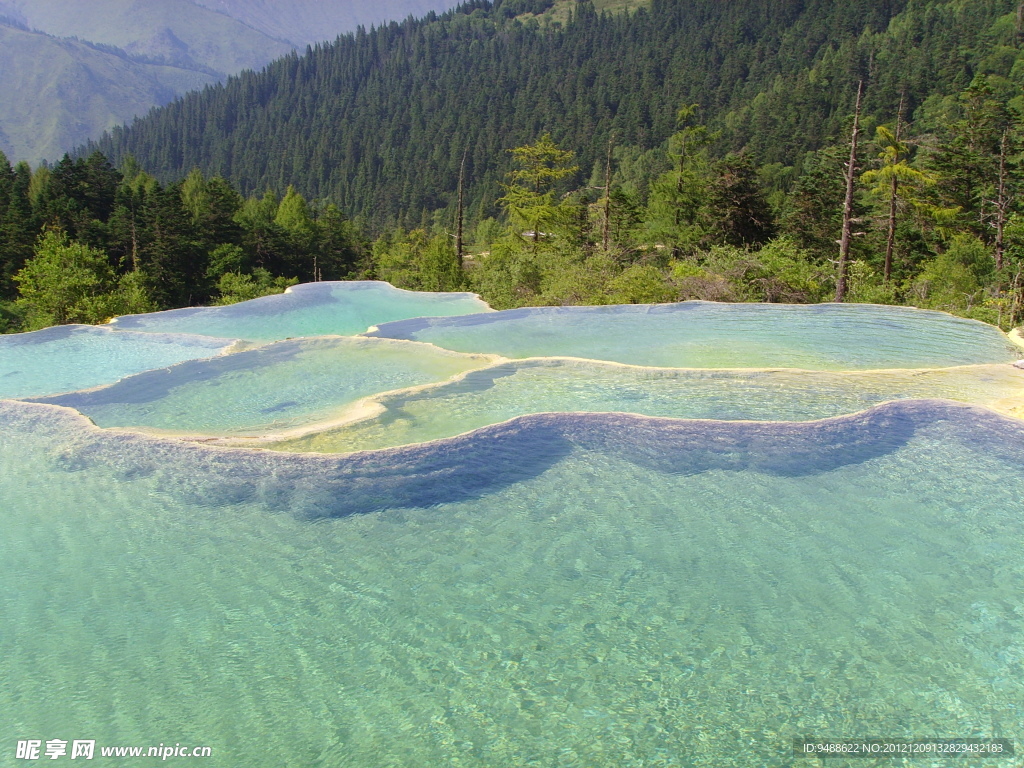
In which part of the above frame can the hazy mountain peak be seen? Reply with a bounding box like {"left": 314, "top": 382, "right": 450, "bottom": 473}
{"left": 0, "top": 21, "right": 217, "bottom": 163}
{"left": 0, "top": 0, "right": 292, "bottom": 75}
{"left": 0, "top": 1, "right": 26, "bottom": 26}
{"left": 188, "top": 0, "right": 461, "bottom": 47}
{"left": 0, "top": 0, "right": 462, "bottom": 162}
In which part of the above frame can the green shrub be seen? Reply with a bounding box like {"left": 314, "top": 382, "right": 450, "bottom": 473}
{"left": 215, "top": 269, "right": 298, "bottom": 305}
{"left": 607, "top": 264, "right": 677, "bottom": 304}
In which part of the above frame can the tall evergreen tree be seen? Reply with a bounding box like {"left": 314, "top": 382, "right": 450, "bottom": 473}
{"left": 498, "top": 133, "right": 579, "bottom": 247}
{"left": 928, "top": 78, "right": 1019, "bottom": 246}
{"left": 1, "top": 161, "right": 37, "bottom": 298}
{"left": 645, "top": 106, "right": 713, "bottom": 255}
{"left": 860, "top": 124, "right": 942, "bottom": 281}
{"left": 315, "top": 204, "right": 367, "bottom": 280}
{"left": 138, "top": 184, "right": 207, "bottom": 307}
{"left": 708, "top": 154, "right": 775, "bottom": 248}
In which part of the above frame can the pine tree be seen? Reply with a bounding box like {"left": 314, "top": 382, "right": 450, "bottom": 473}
{"left": 644, "top": 106, "right": 713, "bottom": 255}
{"left": 708, "top": 154, "right": 776, "bottom": 248}
{"left": 860, "top": 124, "right": 943, "bottom": 282}
{"left": 1, "top": 162, "right": 37, "bottom": 298}
{"left": 498, "top": 133, "right": 579, "bottom": 247}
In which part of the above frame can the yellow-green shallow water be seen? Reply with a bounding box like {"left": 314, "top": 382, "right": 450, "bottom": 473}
{"left": 34, "top": 336, "right": 500, "bottom": 437}
{"left": 260, "top": 359, "right": 1024, "bottom": 454}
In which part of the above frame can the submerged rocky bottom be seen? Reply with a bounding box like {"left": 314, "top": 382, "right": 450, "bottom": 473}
{"left": 1, "top": 400, "right": 1022, "bottom": 767}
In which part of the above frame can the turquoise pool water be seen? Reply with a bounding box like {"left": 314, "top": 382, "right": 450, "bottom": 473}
{"left": 109, "top": 281, "right": 492, "bottom": 342}
{"left": 3, "top": 286, "right": 1023, "bottom": 768}
{"left": 35, "top": 337, "right": 499, "bottom": 437}
{"left": 1, "top": 400, "right": 1022, "bottom": 767}
{"left": 366, "top": 302, "right": 1022, "bottom": 369}
{"left": 0, "top": 325, "right": 237, "bottom": 399}
{"left": 267, "top": 359, "right": 1024, "bottom": 453}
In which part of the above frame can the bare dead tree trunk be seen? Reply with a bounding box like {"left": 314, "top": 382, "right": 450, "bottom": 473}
{"left": 602, "top": 136, "right": 613, "bottom": 252}
{"left": 995, "top": 130, "right": 1009, "bottom": 273}
{"left": 675, "top": 135, "right": 685, "bottom": 227}
{"left": 455, "top": 148, "right": 467, "bottom": 270}
{"left": 671, "top": 130, "right": 687, "bottom": 260}
{"left": 671, "top": 133, "right": 688, "bottom": 234}
{"left": 1010, "top": 261, "right": 1023, "bottom": 328}
{"left": 130, "top": 216, "right": 139, "bottom": 273}
{"left": 884, "top": 93, "right": 905, "bottom": 283}
{"left": 836, "top": 80, "right": 864, "bottom": 303}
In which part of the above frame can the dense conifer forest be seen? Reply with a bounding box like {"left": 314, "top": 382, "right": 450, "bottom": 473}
{"left": 1, "top": 0, "right": 1023, "bottom": 332}
{"left": 90, "top": 0, "right": 918, "bottom": 228}
{"left": 0, "top": 154, "right": 367, "bottom": 331}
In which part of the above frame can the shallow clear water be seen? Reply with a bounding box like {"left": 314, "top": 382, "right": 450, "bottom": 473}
{"left": 109, "top": 281, "right": 492, "bottom": 342}
{"left": 1, "top": 400, "right": 1022, "bottom": 767}
{"left": 35, "top": 337, "right": 499, "bottom": 437}
{"left": 268, "top": 360, "right": 1024, "bottom": 453}
{"left": 0, "top": 325, "right": 237, "bottom": 399}
{"left": 5, "top": 291, "right": 1024, "bottom": 768}
{"left": 366, "top": 302, "right": 1022, "bottom": 369}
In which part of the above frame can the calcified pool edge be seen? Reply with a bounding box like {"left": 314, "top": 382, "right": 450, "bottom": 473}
{"left": 1010, "top": 326, "right": 1024, "bottom": 351}
{"left": 106, "top": 281, "right": 494, "bottom": 341}
{"left": 364, "top": 301, "right": 1023, "bottom": 370}
{"left": 30, "top": 336, "right": 505, "bottom": 438}
{"left": 4, "top": 397, "right": 1024, "bottom": 518}
{"left": 33, "top": 357, "right": 1024, "bottom": 449}
{"left": 235, "top": 359, "right": 1024, "bottom": 453}
{"left": 24, "top": 349, "right": 1022, "bottom": 450}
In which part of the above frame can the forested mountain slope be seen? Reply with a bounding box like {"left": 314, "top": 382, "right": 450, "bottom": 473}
{"left": 89, "top": 0, "right": 1015, "bottom": 230}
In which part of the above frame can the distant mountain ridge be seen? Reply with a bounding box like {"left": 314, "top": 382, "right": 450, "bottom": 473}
{"left": 190, "top": 0, "right": 459, "bottom": 47}
{"left": 0, "top": 0, "right": 459, "bottom": 163}
{"left": 0, "top": 0, "right": 292, "bottom": 74}
{"left": 0, "top": 21, "right": 219, "bottom": 164}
